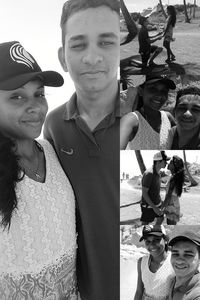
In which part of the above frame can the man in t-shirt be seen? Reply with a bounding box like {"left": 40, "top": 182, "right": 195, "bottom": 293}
{"left": 138, "top": 16, "right": 163, "bottom": 67}
{"left": 141, "top": 151, "right": 170, "bottom": 225}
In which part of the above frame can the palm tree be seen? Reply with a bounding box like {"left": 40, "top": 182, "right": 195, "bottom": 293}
{"left": 159, "top": 0, "right": 167, "bottom": 19}
{"left": 120, "top": 0, "right": 138, "bottom": 46}
{"left": 183, "top": 0, "right": 191, "bottom": 23}
{"left": 193, "top": 0, "right": 196, "bottom": 18}
{"left": 135, "top": 150, "right": 146, "bottom": 175}
{"left": 183, "top": 150, "right": 198, "bottom": 186}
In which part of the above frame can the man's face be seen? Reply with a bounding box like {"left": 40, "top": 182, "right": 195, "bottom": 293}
{"left": 59, "top": 6, "right": 120, "bottom": 94}
{"left": 144, "top": 235, "right": 165, "bottom": 257}
{"left": 142, "top": 82, "right": 169, "bottom": 110}
{"left": 175, "top": 94, "right": 200, "bottom": 131}
{"left": 171, "top": 240, "right": 200, "bottom": 279}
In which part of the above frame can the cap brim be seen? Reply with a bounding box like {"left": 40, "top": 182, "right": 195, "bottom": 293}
{"left": 146, "top": 78, "right": 176, "bottom": 90}
{"left": 0, "top": 70, "right": 64, "bottom": 90}
{"left": 139, "top": 232, "right": 163, "bottom": 242}
{"left": 169, "top": 236, "right": 200, "bottom": 247}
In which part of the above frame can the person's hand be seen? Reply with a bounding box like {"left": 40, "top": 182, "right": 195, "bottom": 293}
{"left": 153, "top": 206, "right": 163, "bottom": 216}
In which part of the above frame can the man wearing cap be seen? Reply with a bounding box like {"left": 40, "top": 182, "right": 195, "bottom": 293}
{"left": 168, "top": 231, "right": 200, "bottom": 300}
{"left": 120, "top": 75, "right": 176, "bottom": 150}
{"left": 140, "top": 151, "right": 170, "bottom": 225}
{"left": 138, "top": 16, "right": 163, "bottom": 67}
{"left": 134, "top": 225, "right": 174, "bottom": 300}
{"left": 43, "top": 1, "right": 120, "bottom": 299}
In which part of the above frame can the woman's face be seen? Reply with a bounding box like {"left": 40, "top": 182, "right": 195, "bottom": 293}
{"left": 144, "top": 235, "right": 166, "bottom": 257}
{"left": 175, "top": 94, "right": 200, "bottom": 131}
{"left": 142, "top": 82, "right": 169, "bottom": 111}
{"left": 0, "top": 80, "right": 48, "bottom": 140}
{"left": 171, "top": 240, "right": 200, "bottom": 279}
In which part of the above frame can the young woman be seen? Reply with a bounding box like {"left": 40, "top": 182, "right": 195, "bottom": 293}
{"left": 162, "top": 155, "right": 184, "bottom": 225}
{"left": 169, "top": 86, "right": 200, "bottom": 149}
{"left": 134, "top": 225, "right": 174, "bottom": 300}
{"left": 163, "top": 5, "right": 177, "bottom": 63}
{"left": 0, "top": 41, "right": 78, "bottom": 299}
{"left": 120, "top": 76, "right": 176, "bottom": 150}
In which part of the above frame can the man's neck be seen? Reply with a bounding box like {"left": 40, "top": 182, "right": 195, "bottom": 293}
{"left": 177, "top": 125, "right": 199, "bottom": 147}
{"left": 175, "top": 271, "right": 197, "bottom": 288}
{"left": 75, "top": 81, "right": 118, "bottom": 130}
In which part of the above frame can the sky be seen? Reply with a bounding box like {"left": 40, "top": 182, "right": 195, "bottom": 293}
{"left": 0, "top": 0, "right": 75, "bottom": 113}
{"left": 120, "top": 150, "right": 200, "bottom": 178}
{"left": 124, "top": 0, "right": 200, "bottom": 13}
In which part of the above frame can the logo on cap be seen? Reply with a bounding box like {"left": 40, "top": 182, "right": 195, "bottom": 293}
{"left": 10, "top": 42, "right": 35, "bottom": 69}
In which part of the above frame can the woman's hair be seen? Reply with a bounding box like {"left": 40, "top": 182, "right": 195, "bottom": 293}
{"left": 167, "top": 6, "right": 176, "bottom": 27}
{"left": 175, "top": 86, "right": 200, "bottom": 108}
{"left": 0, "top": 132, "right": 23, "bottom": 230}
{"left": 170, "top": 155, "right": 185, "bottom": 197}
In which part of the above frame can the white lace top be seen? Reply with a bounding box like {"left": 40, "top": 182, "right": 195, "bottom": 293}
{"left": 141, "top": 252, "right": 174, "bottom": 300}
{"left": 0, "top": 140, "right": 77, "bottom": 300}
{"left": 128, "top": 111, "right": 171, "bottom": 150}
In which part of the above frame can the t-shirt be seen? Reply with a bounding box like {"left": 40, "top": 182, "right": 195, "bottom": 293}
{"left": 141, "top": 167, "right": 162, "bottom": 206}
{"left": 138, "top": 26, "right": 150, "bottom": 53}
{"left": 167, "top": 272, "right": 200, "bottom": 300}
{"left": 44, "top": 93, "right": 120, "bottom": 300}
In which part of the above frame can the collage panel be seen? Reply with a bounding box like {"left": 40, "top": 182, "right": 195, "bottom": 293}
{"left": 120, "top": 0, "right": 200, "bottom": 150}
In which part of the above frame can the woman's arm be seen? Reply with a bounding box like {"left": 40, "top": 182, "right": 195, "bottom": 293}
{"left": 120, "top": 112, "right": 139, "bottom": 149}
{"left": 134, "top": 257, "right": 144, "bottom": 300}
{"left": 162, "top": 178, "right": 174, "bottom": 210}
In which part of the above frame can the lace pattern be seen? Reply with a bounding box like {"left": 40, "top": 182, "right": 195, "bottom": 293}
{"left": 0, "top": 140, "right": 77, "bottom": 299}
{"left": 128, "top": 111, "right": 171, "bottom": 150}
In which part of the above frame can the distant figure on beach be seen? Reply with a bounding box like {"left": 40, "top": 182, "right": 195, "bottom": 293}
{"left": 134, "top": 225, "right": 174, "bottom": 300}
{"left": 140, "top": 151, "right": 170, "bottom": 225}
{"left": 138, "top": 16, "right": 163, "bottom": 67}
{"left": 167, "top": 230, "right": 200, "bottom": 299}
{"left": 169, "top": 85, "right": 200, "bottom": 149}
{"left": 163, "top": 6, "right": 177, "bottom": 64}
{"left": 120, "top": 76, "right": 176, "bottom": 150}
{"left": 162, "top": 155, "right": 184, "bottom": 225}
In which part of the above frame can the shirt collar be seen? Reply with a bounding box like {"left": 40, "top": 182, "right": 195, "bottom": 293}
{"left": 62, "top": 88, "right": 120, "bottom": 121}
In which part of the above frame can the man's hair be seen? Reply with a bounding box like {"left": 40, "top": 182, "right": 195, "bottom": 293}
{"left": 175, "top": 86, "right": 200, "bottom": 108}
{"left": 60, "top": 0, "right": 120, "bottom": 46}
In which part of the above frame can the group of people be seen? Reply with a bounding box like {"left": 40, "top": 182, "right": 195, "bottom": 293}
{"left": 134, "top": 225, "right": 200, "bottom": 300}
{"left": 138, "top": 5, "right": 177, "bottom": 67}
{"left": 120, "top": 75, "right": 200, "bottom": 150}
{"left": 140, "top": 151, "right": 185, "bottom": 226}
{"left": 0, "top": 0, "right": 120, "bottom": 299}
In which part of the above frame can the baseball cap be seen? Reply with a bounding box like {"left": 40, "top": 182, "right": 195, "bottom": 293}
{"left": 0, "top": 41, "right": 64, "bottom": 90}
{"left": 139, "top": 225, "right": 166, "bottom": 242}
{"left": 153, "top": 151, "right": 170, "bottom": 161}
{"left": 145, "top": 75, "right": 176, "bottom": 90}
{"left": 169, "top": 231, "right": 200, "bottom": 247}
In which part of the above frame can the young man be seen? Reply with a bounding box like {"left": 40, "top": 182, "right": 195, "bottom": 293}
{"left": 168, "top": 230, "right": 200, "bottom": 299}
{"left": 140, "top": 151, "right": 170, "bottom": 225}
{"left": 43, "top": 1, "right": 120, "bottom": 299}
{"left": 138, "top": 16, "right": 163, "bottom": 67}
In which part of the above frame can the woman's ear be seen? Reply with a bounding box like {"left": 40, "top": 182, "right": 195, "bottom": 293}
{"left": 58, "top": 47, "right": 68, "bottom": 72}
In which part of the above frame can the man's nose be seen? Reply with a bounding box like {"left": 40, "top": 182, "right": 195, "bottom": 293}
{"left": 82, "top": 46, "right": 103, "bottom": 65}
{"left": 183, "top": 109, "right": 193, "bottom": 118}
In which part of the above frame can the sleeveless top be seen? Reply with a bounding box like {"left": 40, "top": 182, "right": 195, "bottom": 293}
{"left": 0, "top": 140, "right": 77, "bottom": 300}
{"left": 164, "top": 17, "right": 174, "bottom": 42}
{"left": 141, "top": 252, "right": 174, "bottom": 300}
{"left": 128, "top": 111, "right": 171, "bottom": 150}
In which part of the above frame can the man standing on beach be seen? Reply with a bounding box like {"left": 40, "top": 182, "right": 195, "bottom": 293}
{"left": 140, "top": 151, "right": 170, "bottom": 225}
{"left": 43, "top": 0, "right": 120, "bottom": 299}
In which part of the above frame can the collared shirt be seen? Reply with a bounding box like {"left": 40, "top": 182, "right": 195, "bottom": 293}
{"left": 44, "top": 92, "right": 120, "bottom": 300}
{"left": 168, "top": 272, "right": 200, "bottom": 300}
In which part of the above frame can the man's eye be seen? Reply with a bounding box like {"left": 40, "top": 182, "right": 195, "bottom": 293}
{"left": 71, "top": 43, "right": 86, "bottom": 49}
{"left": 10, "top": 95, "right": 24, "bottom": 100}
{"left": 36, "top": 92, "right": 46, "bottom": 98}
{"left": 100, "top": 41, "right": 114, "bottom": 46}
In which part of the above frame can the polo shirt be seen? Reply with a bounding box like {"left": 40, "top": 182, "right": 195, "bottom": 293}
{"left": 43, "top": 93, "right": 120, "bottom": 300}
{"left": 141, "top": 167, "right": 162, "bottom": 206}
{"left": 138, "top": 26, "right": 150, "bottom": 54}
{"left": 168, "top": 272, "right": 200, "bottom": 300}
